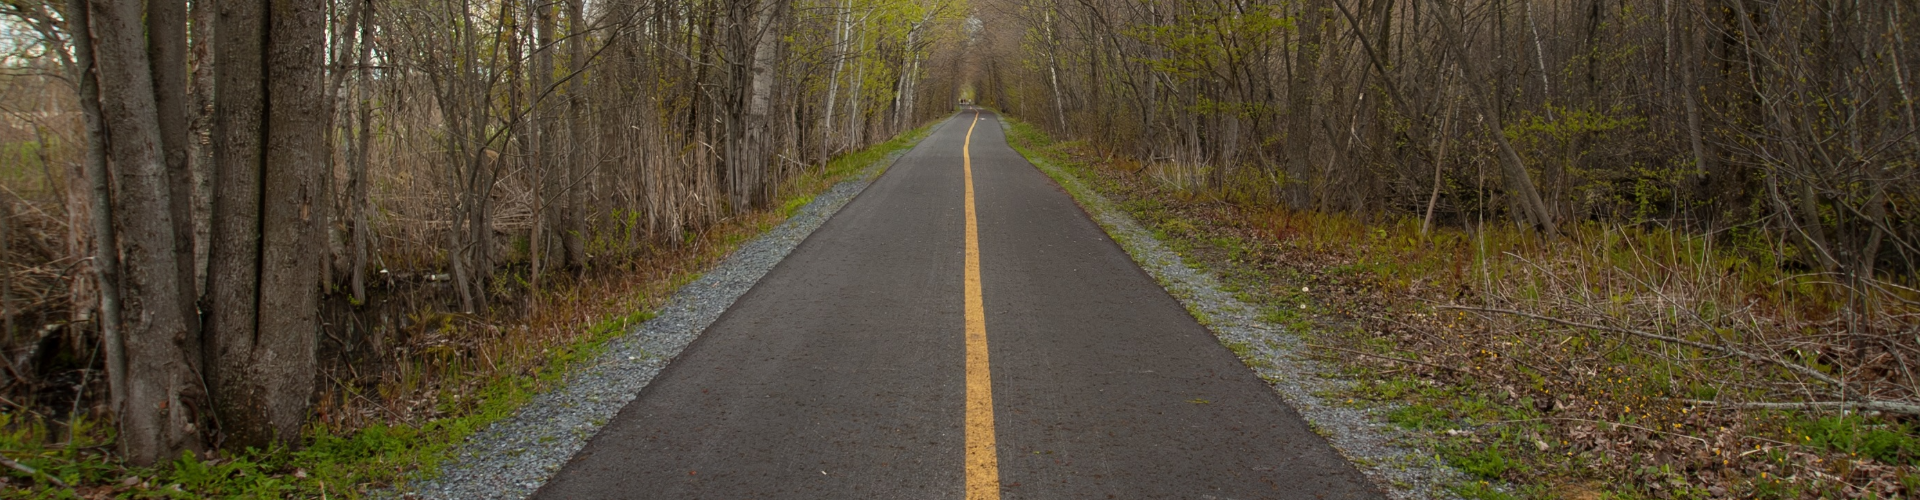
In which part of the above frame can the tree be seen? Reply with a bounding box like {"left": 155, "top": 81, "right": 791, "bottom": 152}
{"left": 1427, "top": 0, "right": 1556, "bottom": 234}
{"left": 81, "top": 0, "right": 209, "bottom": 464}
{"left": 12, "top": 0, "right": 970, "bottom": 465}
{"left": 205, "top": 0, "right": 326, "bottom": 448}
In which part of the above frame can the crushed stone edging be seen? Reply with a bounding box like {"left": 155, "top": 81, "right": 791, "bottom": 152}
{"left": 1006, "top": 121, "right": 1471, "bottom": 500}
{"left": 401, "top": 139, "right": 924, "bottom": 500}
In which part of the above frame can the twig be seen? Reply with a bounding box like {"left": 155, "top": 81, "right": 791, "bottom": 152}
{"left": 0, "top": 392, "right": 44, "bottom": 418}
{"left": 70, "top": 336, "right": 100, "bottom": 425}
{"left": 1305, "top": 343, "right": 1468, "bottom": 374}
{"left": 0, "top": 454, "right": 68, "bottom": 488}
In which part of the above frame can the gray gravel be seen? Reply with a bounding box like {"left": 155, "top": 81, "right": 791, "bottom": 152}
{"left": 399, "top": 141, "right": 921, "bottom": 500}
{"left": 1011, "top": 122, "right": 1470, "bottom": 499}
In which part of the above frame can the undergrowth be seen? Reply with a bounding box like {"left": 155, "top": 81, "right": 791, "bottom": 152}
{"left": 0, "top": 124, "right": 932, "bottom": 498}
{"left": 1003, "top": 117, "right": 1920, "bottom": 499}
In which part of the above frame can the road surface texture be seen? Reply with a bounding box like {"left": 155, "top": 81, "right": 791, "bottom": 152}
{"left": 533, "top": 111, "right": 1382, "bottom": 499}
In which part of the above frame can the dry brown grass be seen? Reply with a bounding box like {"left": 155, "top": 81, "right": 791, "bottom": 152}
{"left": 1019, "top": 129, "right": 1920, "bottom": 498}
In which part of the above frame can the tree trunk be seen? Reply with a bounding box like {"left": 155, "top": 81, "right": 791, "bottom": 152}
{"left": 845, "top": 23, "right": 867, "bottom": 151}
{"left": 512, "top": 0, "right": 544, "bottom": 284}
{"left": 188, "top": 0, "right": 216, "bottom": 295}
{"left": 206, "top": 0, "right": 326, "bottom": 449}
{"left": 1044, "top": 11, "right": 1068, "bottom": 135}
{"left": 749, "top": 0, "right": 785, "bottom": 208}
{"left": 1431, "top": 0, "right": 1558, "bottom": 235}
{"left": 1287, "top": 0, "right": 1330, "bottom": 209}
{"left": 255, "top": 0, "right": 326, "bottom": 444}
{"left": 324, "top": 0, "right": 368, "bottom": 289}
{"left": 63, "top": 0, "right": 119, "bottom": 426}
{"left": 149, "top": 0, "right": 199, "bottom": 307}
{"left": 206, "top": 0, "right": 266, "bottom": 449}
{"left": 1677, "top": 1, "right": 1715, "bottom": 217}
{"left": 1422, "top": 95, "right": 1459, "bottom": 236}
{"left": 349, "top": 0, "right": 375, "bottom": 302}
{"left": 727, "top": 0, "right": 784, "bottom": 210}
{"left": 49, "top": 0, "right": 99, "bottom": 359}
{"left": 820, "top": 0, "right": 851, "bottom": 161}
{"left": 2, "top": 194, "right": 12, "bottom": 353}
{"left": 86, "top": 0, "right": 208, "bottom": 464}
{"left": 563, "top": 0, "right": 589, "bottom": 268}
{"left": 891, "top": 38, "right": 907, "bottom": 134}
{"left": 533, "top": 0, "right": 566, "bottom": 274}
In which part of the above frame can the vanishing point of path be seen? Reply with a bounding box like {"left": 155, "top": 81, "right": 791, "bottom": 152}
{"left": 533, "top": 111, "right": 1383, "bottom": 499}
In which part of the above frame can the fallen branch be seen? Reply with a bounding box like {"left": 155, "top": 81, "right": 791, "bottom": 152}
{"left": 0, "top": 453, "right": 67, "bottom": 488}
{"left": 1478, "top": 417, "right": 1711, "bottom": 445}
{"left": 1680, "top": 399, "right": 1920, "bottom": 415}
{"left": 1305, "top": 343, "right": 1468, "bottom": 374}
{"left": 1439, "top": 305, "right": 1858, "bottom": 398}
{"left": 1441, "top": 305, "right": 1920, "bottom": 416}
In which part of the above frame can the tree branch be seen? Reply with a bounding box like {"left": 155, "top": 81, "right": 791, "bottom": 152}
{"left": 1680, "top": 399, "right": 1920, "bottom": 416}
{"left": 0, "top": 454, "right": 67, "bottom": 488}
{"left": 1437, "top": 305, "right": 1865, "bottom": 400}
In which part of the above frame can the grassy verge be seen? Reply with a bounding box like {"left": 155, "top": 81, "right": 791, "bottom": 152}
{"left": 0, "top": 124, "right": 933, "bottom": 499}
{"left": 1000, "top": 117, "right": 1919, "bottom": 499}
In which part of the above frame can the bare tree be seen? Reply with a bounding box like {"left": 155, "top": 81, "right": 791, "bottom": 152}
{"left": 5, "top": 0, "right": 970, "bottom": 464}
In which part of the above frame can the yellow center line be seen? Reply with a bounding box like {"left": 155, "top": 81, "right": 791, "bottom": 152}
{"left": 962, "top": 111, "right": 1000, "bottom": 500}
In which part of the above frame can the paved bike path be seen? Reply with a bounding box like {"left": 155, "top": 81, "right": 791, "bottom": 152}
{"left": 533, "top": 111, "right": 1381, "bottom": 499}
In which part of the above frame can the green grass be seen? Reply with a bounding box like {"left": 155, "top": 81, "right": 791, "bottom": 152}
{"left": 779, "top": 195, "right": 815, "bottom": 217}
{"left": 1449, "top": 480, "right": 1520, "bottom": 500}
{"left": 1795, "top": 414, "right": 1920, "bottom": 465}
{"left": 822, "top": 123, "right": 932, "bottom": 180}
{"left": 1453, "top": 447, "right": 1518, "bottom": 480}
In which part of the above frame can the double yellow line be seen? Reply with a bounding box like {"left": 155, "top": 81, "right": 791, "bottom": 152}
{"left": 961, "top": 112, "right": 1000, "bottom": 500}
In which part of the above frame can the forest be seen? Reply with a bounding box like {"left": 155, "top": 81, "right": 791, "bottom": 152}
{"left": 0, "top": 0, "right": 968, "bottom": 491}
{"left": 974, "top": 0, "right": 1920, "bottom": 496}
{"left": 0, "top": 0, "right": 1917, "bottom": 497}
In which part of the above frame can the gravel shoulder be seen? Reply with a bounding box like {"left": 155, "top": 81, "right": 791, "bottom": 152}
{"left": 1005, "top": 121, "right": 1469, "bottom": 499}
{"left": 399, "top": 133, "right": 929, "bottom": 500}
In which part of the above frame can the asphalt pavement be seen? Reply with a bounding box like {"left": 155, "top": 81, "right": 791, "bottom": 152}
{"left": 532, "top": 111, "right": 1383, "bottom": 499}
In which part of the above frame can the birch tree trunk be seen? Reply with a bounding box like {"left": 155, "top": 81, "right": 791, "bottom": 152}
{"left": 1044, "top": 11, "right": 1068, "bottom": 135}
{"left": 745, "top": 0, "right": 785, "bottom": 208}
{"left": 726, "top": 0, "right": 784, "bottom": 210}
{"left": 820, "top": 0, "right": 851, "bottom": 161}
{"left": 845, "top": 23, "right": 867, "bottom": 151}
